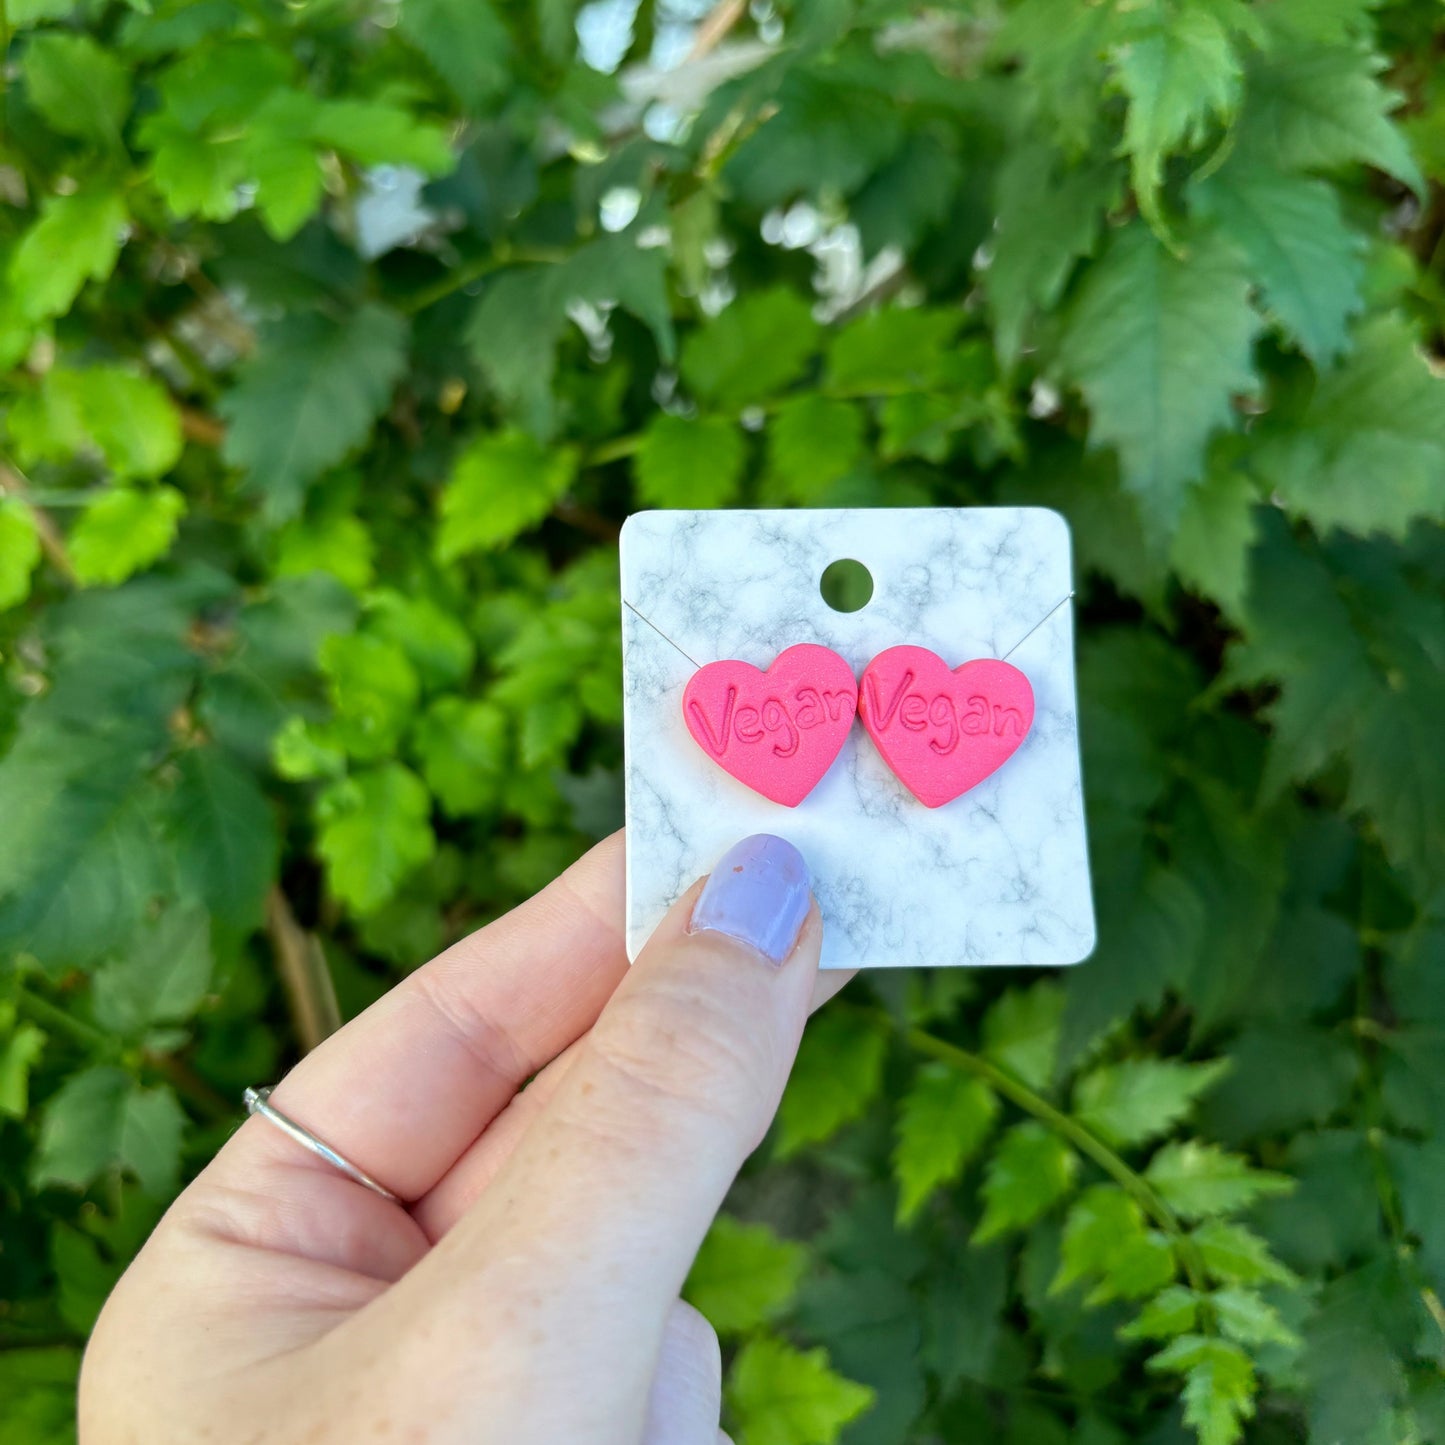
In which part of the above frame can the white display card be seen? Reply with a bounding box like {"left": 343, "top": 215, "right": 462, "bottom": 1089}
{"left": 620, "top": 508, "right": 1095, "bottom": 969}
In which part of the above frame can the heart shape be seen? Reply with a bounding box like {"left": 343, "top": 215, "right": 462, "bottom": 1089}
{"left": 860, "top": 646, "right": 1034, "bottom": 808}
{"left": 682, "top": 644, "right": 858, "bottom": 806}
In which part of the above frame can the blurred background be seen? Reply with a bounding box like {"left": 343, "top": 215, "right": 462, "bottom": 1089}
{"left": 2, "top": 1, "right": 1444, "bottom": 1441}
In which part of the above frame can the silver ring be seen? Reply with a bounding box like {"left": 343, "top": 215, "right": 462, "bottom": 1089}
{"left": 243, "top": 1086, "right": 401, "bottom": 1203}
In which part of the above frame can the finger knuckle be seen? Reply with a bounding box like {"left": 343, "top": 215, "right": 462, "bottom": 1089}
{"left": 587, "top": 975, "right": 777, "bottom": 1135}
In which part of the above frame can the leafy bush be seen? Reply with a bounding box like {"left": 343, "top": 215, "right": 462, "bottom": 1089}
{"left": 2, "top": 1, "right": 1444, "bottom": 1441}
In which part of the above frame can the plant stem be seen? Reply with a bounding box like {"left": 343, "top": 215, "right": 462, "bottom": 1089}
{"left": 265, "top": 887, "right": 342, "bottom": 1053}
{"left": 0, "top": 458, "right": 78, "bottom": 585}
{"left": 16, "top": 986, "right": 232, "bottom": 1123}
{"left": 401, "top": 246, "right": 571, "bottom": 316}
{"left": 687, "top": 0, "right": 748, "bottom": 62}
{"left": 141, "top": 1051, "right": 233, "bottom": 1124}
{"left": 843, "top": 1000, "right": 1210, "bottom": 1293}
{"left": 15, "top": 985, "right": 111, "bottom": 1051}
{"left": 0, "top": 0, "right": 10, "bottom": 137}
{"left": 584, "top": 431, "right": 643, "bottom": 467}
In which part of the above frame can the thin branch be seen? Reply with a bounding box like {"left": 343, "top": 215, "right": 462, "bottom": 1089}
{"left": 584, "top": 431, "right": 643, "bottom": 467}
{"left": 845, "top": 1001, "right": 1210, "bottom": 1293}
{"left": 265, "top": 887, "right": 342, "bottom": 1053}
{"left": 15, "top": 985, "right": 111, "bottom": 1052}
{"left": 145, "top": 318, "right": 222, "bottom": 404}
{"left": 141, "top": 1051, "right": 233, "bottom": 1123}
{"left": 687, "top": 0, "right": 748, "bottom": 62}
{"left": 0, "top": 458, "right": 76, "bottom": 585}
{"left": 180, "top": 407, "right": 225, "bottom": 447}
{"left": 400, "top": 246, "right": 571, "bottom": 317}
{"left": 553, "top": 498, "right": 622, "bottom": 541}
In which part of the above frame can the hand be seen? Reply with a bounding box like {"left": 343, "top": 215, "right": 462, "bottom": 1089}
{"left": 80, "top": 832, "right": 847, "bottom": 1445}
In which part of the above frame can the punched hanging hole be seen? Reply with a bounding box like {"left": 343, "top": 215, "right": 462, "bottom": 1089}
{"left": 820, "top": 558, "right": 873, "bottom": 613}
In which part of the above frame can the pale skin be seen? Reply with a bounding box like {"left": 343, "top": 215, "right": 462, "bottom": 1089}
{"left": 79, "top": 832, "right": 850, "bottom": 1444}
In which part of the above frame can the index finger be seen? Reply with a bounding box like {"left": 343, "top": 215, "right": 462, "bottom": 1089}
{"left": 216, "top": 831, "right": 630, "bottom": 1203}
{"left": 363, "top": 835, "right": 821, "bottom": 1431}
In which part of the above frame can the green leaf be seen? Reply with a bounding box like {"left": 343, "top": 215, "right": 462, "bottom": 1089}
{"left": 987, "top": 146, "right": 1118, "bottom": 363}
{"left": 1193, "top": 163, "right": 1365, "bottom": 363}
{"left": 1301, "top": 1262, "right": 1414, "bottom": 1444}
{"left": 1197, "top": 1024, "right": 1358, "bottom": 1143}
{"left": 438, "top": 430, "right": 577, "bottom": 559}
{"left": 685, "top": 1215, "right": 810, "bottom": 1335}
{"left": 1191, "top": 1220, "right": 1296, "bottom": 1287}
{"left": 1238, "top": 43, "right": 1422, "bottom": 194}
{"left": 1252, "top": 316, "right": 1445, "bottom": 537}
{"left": 993, "top": 0, "right": 1112, "bottom": 147}
{"left": 467, "top": 239, "right": 674, "bottom": 435}
{"left": 466, "top": 270, "right": 560, "bottom": 436}
{"left": 775, "top": 1009, "right": 887, "bottom": 1159}
{"left": 10, "top": 366, "right": 184, "bottom": 480}
{"left": 825, "top": 308, "right": 960, "bottom": 394}
{"left": 22, "top": 32, "right": 131, "bottom": 147}
{"left": 1053, "top": 1184, "right": 1175, "bottom": 1303}
{"left": 1168, "top": 454, "right": 1258, "bottom": 621}
{"left": 0, "top": 1346, "right": 80, "bottom": 1445}
{"left": 1382, "top": 1137, "right": 1445, "bottom": 1288}
{"left": 140, "top": 111, "right": 248, "bottom": 221}
{"left": 980, "top": 980, "right": 1063, "bottom": 1091}
{"left": 1058, "top": 222, "right": 1259, "bottom": 546}
{"left": 1211, "top": 1287, "right": 1298, "bottom": 1348}
{"left": 794, "top": 1256, "right": 926, "bottom": 1445}
{"left": 316, "top": 764, "right": 435, "bottom": 914}
{"left": 9, "top": 189, "right": 128, "bottom": 323}
{"left": 0, "top": 729, "right": 171, "bottom": 969}
{"left": 1380, "top": 1025, "right": 1445, "bottom": 1135}
{"left": 399, "top": 0, "right": 513, "bottom": 111}
{"left": 1144, "top": 1141, "right": 1292, "bottom": 1221}
{"left": 1120, "top": 1285, "right": 1199, "bottom": 1341}
{"left": 1113, "top": 4, "right": 1248, "bottom": 229}
{"left": 1072, "top": 1057, "right": 1229, "bottom": 1148}
{"left": 92, "top": 904, "right": 212, "bottom": 1034}
{"left": 726, "top": 1336, "right": 875, "bottom": 1445}
{"left": 1148, "top": 1334, "right": 1256, "bottom": 1445}
{"left": 634, "top": 413, "right": 745, "bottom": 510}
{"left": 272, "top": 715, "right": 347, "bottom": 782}
{"left": 116, "top": 1083, "right": 187, "bottom": 1197}
{"left": 680, "top": 289, "right": 819, "bottom": 410}
{"left": 166, "top": 746, "right": 280, "bottom": 933}
{"left": 69, "top": 486, "right": 186, "bottom": 587}
{"left": 10, "top": 0, "right": 83, "bottom": 24}
{"left": 1262, "top": 0, "right": 1381, "bottom": 44}
{"left": 0, "top": 499, "right": 42, "bottom": 611}
{"left": 275, "top": 512, "right": 374, "bottom": 591}
{"left": 319, "top": 632, "right": 421, "bottom": 761}
{"left": 310, "top": 98, "right": 454, "bottom": 175}
{"left": 892, "top": 1065, "right": 999, "bottom": 1224}
{"left": 722, "top": 67, "right": 905, "bottom": 209}
{"left": 367, "top": 592, "right": 475, "bottom": 691}
{"left": 243, "top": 93, "right": 324, "bottom": 241}
{"left": 766, "top": 395, "right": 863, "bottom": 502}
{"left": 1227, "top": 519, "right": 1445, "bottom": 881}
{"left": 219, "top": 304, "right": 410, "bottom": 520}
{"left": 518, "top": 697, "right": 582, "bottom": 768}
{"left": 413, "top": 697, "right": 508, "bottom": 816}
{"left": 0, "top": 1014, "right": 47, "bottom": 1118}
{"left": 34, "top": 1066, "right": 186, "bottom": 1196}
{"left": 974, "top": 1122, "right": 1078, "bottom": 1243}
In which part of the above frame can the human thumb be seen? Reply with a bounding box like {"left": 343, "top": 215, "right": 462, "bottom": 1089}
{"left": 395, "top": 834, "right": 820, "bottom": 1437}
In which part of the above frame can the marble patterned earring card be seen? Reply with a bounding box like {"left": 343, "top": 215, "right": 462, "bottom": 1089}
{"left": 620, "top": 508, "right": 1096, "bottom": 969}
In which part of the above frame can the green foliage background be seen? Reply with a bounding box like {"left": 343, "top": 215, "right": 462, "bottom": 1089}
{"left": 2, "top": 0, "right": 1445, "bottom": 1440}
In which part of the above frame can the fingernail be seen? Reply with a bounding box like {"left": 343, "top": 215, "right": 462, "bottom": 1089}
{"left": 689, "top": 834, "right": 812, "bottom": 964}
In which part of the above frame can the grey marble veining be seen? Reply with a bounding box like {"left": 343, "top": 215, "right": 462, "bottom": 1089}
{"left": 620, "top": 509, "right": 1096, "bottom": 968}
